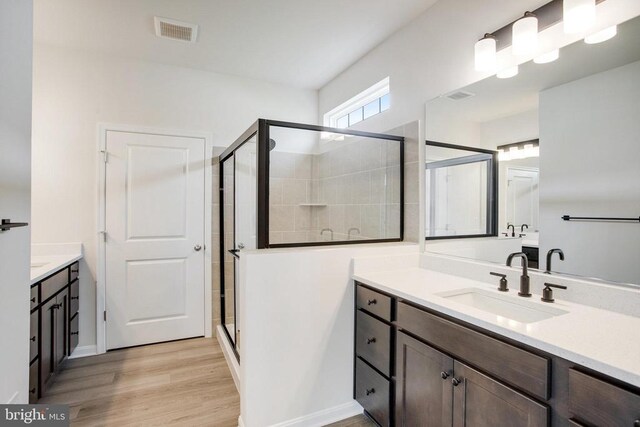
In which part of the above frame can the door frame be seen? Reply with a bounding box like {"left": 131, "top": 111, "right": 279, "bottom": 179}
{"left": 96, "top": 123, "right": 214, "bottom": 355}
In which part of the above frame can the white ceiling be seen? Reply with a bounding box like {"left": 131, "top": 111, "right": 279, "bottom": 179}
{"left": 34, "top": 0, "right": 437, "bottom": 89}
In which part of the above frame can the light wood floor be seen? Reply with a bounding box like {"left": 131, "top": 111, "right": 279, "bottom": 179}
{"left": 40, "top": 337, "right": 240, "bottom": 426}
{"left": 41, "top": 336, "right": 374, "bottom": 426}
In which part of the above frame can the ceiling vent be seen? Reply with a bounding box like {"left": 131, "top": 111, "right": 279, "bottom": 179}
{"left": 445, "top": 90, "right": 475, "bottom": 101}
{"left": 154, "top": 17, "right": 198, "bottom": 43}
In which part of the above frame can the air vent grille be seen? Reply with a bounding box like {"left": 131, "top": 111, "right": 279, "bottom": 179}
{"left": 154, "top": 17, "right": 198, "bottom": 43}
{"left": 445, "top": 90, "right": 475, "bottom": 101}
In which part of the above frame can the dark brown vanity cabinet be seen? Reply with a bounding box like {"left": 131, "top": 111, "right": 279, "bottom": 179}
{"left": 354, "top": 282, "right": 640, "bottom": 427}
{"left": 30, "top": 261, "right": 80, "bottom": 400}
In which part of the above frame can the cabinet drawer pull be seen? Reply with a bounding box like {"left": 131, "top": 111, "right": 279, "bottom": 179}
{"left": 367, "top": 299, "right": 377, "bottom": 306}
{"left": 30, "top": 336, "right": 36, "bottom": 342}
{"left": 30, "top": 388, "right": 36, "bottom": 394}
{"left": 634, "top": 420, "right": 640, "bottom": 427}
{"left": 441, "top": 371, "right": 449, "bottom": 380}
{"left": 452, "top": 378, "right": 462, "bottom": 387}
{"left": 365, "top": 388, "right": 375, "bottom": 396}
{"left": 30, "top": 297, "right": 36, "bottom": 303}
{"left": 71, "top": 296, "right": 79, "bottom": 300}
{"left": 366, "top": 337, "right": 376, "bottom": 344}
{"left": 70, "top": 331, "right": 79, "bottom": 336}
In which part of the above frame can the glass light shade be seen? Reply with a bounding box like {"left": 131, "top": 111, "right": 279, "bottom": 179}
{"left": 475, "top": 36, "right": 496, "bottom": 72}
{"left": 512, "top": 14, "right": 538, "bottom": 56}
{"left": 563, "top": 0, "right": 596, "bottom": 34}
{"left": 585, "top": 25, "right": 617, "bottom": 44}
{"left": 497, "top": 65, "right": 518, "bottom": 79}
{"left": 534, "top": 49, "right": 560, "bottom": 64}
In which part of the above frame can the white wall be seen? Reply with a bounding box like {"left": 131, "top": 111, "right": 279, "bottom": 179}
{"left": 539, "top": 60, "right": 640, "bottom": 284}
{"left": 31, "top": 43, "right": 318, "bottom": 348}
{"left": 0, "top": 0, "right": 32, "bottom": 404}
{"left": 239, "top": 244, "right": 419, "bottom": 427}
{"left": 319, "top": 0, "right": 553, "bottom": 135}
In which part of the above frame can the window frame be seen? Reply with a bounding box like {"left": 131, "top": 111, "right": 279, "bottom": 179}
{"left": 324, "top": 77, "right": 390, "bottom": 128}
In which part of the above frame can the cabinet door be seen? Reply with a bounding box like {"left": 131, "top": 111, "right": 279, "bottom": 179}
{"left": 53, "top": 289, "right": 68, "bottom": 371}
{"left": 396, "top": 332, "right": 453, "bottom": 427}
{"left": 452, "top": 361, "right": 548, "bottom": 427}
{"left": 40, "top": 297, "right": 56, "bottom": 391}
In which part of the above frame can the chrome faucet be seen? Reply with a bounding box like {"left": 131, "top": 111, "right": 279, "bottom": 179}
{"left": 506, "top": 252, "right": 531, "bottom": 297}
{"left": 545, "top": 248, "right": 565, "bottom": 274}
{"left": 321, "top": 228, "right": 333, "bottom": 241}
{"left": 348, "top": 227, "right": 360, "bottom": 240}
{"left": 507, "top": 224, "right": 515, "bottom": 237}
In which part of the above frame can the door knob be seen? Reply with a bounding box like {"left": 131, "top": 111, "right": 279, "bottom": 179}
{"left": 238, "top": 242, "right": 245, "bottom": 249}
{"left": 194, "top": 245, "right": 202, "bottom": 251}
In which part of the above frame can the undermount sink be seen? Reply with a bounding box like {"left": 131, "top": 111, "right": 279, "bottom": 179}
{"left": 30, "top": 261, "right": 49, "bottom": 269}
{"left": 436, "top": 288, "right": 568, "bottom": 324}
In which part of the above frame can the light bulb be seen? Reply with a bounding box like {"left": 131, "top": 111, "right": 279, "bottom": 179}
{"left": 563, "top": 0, "right": 596, "bottom": 34}
{"left": 534, "top": 49, "right": 560, "bottom": 64}
{"left": 585, "top": 25, "right": 617, "bottom": 44}
{"left": 497, "top": 65, "right": 518, "bottom": 79}
{"left": 475, "top": 34, "right": 496, "bottom": 72}
{"left": 512, "top": 13, "right": 538, "bottom": 56}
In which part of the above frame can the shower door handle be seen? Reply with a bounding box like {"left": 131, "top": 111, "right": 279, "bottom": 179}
{"left": 228, "top": 249, "right": 240, "bottom": 259}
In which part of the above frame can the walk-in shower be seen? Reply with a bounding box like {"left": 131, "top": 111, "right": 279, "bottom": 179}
{"left": 217, "top": 119, "right": 405, "bottom": 358}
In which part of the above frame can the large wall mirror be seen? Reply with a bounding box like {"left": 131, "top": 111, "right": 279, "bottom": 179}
{"left": 425, "top": 14, "right": 640, "bottom": 286}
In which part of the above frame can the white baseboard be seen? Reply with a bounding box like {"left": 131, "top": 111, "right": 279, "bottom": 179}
{"left": 216, "top": 325, "right": 240, "bottom": 392}
{"left": 238, "top": 415, "right": 245, "bottom": 427}
{"left": 6, "top": 391, "right": 19, "bottom": 404}
{"left": 68, "top": 345, "right": 98, "bottom": 359}
{"left": 270, "top": 401, "right": 363, "bottom": 427}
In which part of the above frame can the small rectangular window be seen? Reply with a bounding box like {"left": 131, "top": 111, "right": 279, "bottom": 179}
{"left": 363, "top": 99, "right": 380, "bottom": 119}
{"left": 323, "top": 77, "right": 390, "bottom": 129}
{"left": 380, "top": 93, "right": 390, "bottom": 112}
{"left": 336, "top": 115, "right": 349, "bottom": 129}
{"left": 349, "top": 108, "right": 363, "bottom": 126}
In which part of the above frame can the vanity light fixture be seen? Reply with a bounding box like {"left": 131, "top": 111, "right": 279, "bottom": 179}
{"left": 497, "top": 140, "right": 539, "bottom": 161}
{"left": 563, "top": 0, "right": 596, "bottom": 34}
{"left": 475, "top": 34, "right": 497, "bottom": 71}
{"left": 512, "top": 12, "right": 538, "bottom": 56}
{"left": 497, "top": 65, "right": 518, "bottom": 79}
{"left": 534, "top": 49, "right": 560, "bottom": 64}
{"left": 585, "top": 25, "right": 617, "bottom": 44}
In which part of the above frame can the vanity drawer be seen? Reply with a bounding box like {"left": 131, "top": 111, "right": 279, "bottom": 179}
{"left": 29, "top": 361, "right": 39, "bottom": 404}
{"left": 356, "top": 284, "right": 392, "bottom": 321}
{"left": 356, "top": 310, "right": 391, "bottom": 377}
{"left": 397, "top": 302, "right": 550, "bottom": 401}
{"left": 41, "top": 268, "right": 69, "bottom": 302}
{"left": 70, "top": 262, "right": 79, "bottom": 281}
{"left": 69, "top": 314, "right": 79, "bottom": 355}
{"left": 69, "top": 279, "right": 79, "bottom": 316}
{"left": 355, "top": 357, "right": 390, "bottom": 427}
{"left": 30, "top": 311, "right": 39, "bottom": 362}
{"left": 30, "top": 286, "right": 39, "bottom": 310}
{"left": 568, "top": 369, "right": 640, "bottom": 426}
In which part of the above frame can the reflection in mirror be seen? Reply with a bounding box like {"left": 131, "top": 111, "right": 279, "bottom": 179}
{"left": 425, "top": 142, "right": 497, "bottom": 239}
{"left": 425, "top": 14, "right": 640, "bottom": 286}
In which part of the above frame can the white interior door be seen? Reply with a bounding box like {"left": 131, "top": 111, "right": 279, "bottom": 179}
{"left": 506, "top": 167, "right": 539, "bottom": 229}
{"left": 105, "top": 131, "right": 205, "bottom": 350}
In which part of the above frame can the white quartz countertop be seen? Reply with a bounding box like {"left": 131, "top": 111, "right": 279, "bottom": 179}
{"left": 31, "top": 253, "right": 82, "bottom": 285}
{"left": 353, "top": 267, "right": 640, "bottom": 388}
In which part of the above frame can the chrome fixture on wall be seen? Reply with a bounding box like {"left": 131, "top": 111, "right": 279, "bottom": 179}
{"left": 474, "top": 0, "right": 613, "bottom": 77}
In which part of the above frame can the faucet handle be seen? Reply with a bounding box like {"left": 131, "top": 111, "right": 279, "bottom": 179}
{"left": 541, "top": 283, "right": 567, "bottom": 303}
{"left": 490, "top": 272, "right": 508, "bottom": 292}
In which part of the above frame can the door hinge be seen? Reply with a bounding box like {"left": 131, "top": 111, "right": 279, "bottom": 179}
{"left": 100, "top": 150, "right": 108, "bottom": 163}
{"left": 103, "top": 310, "right": 107, "bottom": 322}
{"left": 99, "top": 230, "right": 107, "bottom": 242}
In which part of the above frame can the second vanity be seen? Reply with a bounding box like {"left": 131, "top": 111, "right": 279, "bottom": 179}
{"left": 352, "top": 261, "right": 640, "bottom": 426}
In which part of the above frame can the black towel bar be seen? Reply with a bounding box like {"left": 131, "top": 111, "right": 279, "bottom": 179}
{"left": 561, "top": 215, "right": 640, "bottom": 222}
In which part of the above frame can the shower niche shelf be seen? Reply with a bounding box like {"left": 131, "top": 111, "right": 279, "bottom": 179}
{"left": 298, "top": 203, "right": 328, "bottom": 207}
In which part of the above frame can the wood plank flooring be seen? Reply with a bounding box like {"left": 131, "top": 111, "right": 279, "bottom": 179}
{"left": 40, "top": 337, "right": 240, "bottom": 426}
{"left": 41, "top": 337, "right": 374, "bottom": 426}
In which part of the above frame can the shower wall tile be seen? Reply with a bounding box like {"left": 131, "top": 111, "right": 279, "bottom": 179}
{"left": 270, "top": 178, "right": 284, "bottom": 205}
{"left": 270, "top": 205, "right": 295, "bottom": 232}
{"left": 351, "top": 171, "right": 371, "bottom": 204}
{"left": 283, "top": 180, "right": 308, "bottom": 205}
{"left": 404, "top": 161, "right": 419, "bottom": 204}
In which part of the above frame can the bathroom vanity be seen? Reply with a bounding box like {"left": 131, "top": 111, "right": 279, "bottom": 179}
{"left": 29, "top": 255, "right": 82, "bottom": 402}
{"left": 353, "top": 277, "right": 640, "bottom": 426}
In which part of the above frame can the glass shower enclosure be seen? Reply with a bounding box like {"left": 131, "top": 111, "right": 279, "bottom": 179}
{"left": 218, "top": 119, "right": 405, "bottom": 359}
